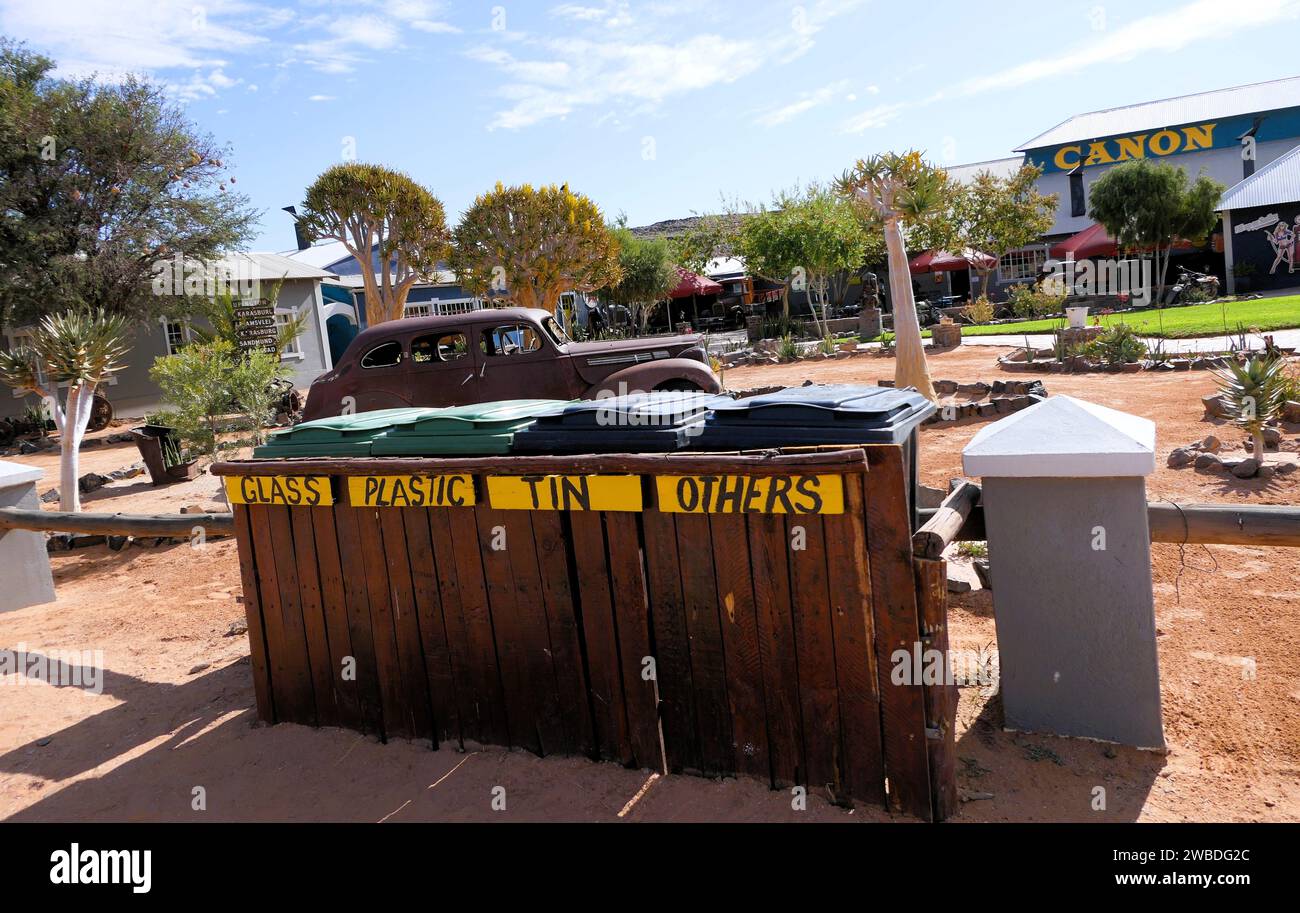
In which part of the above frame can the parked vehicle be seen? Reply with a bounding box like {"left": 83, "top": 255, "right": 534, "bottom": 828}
{"left": 1162, "top": 266, "right": 1221, "bottom": 305}
{"left": 301, "top": 307, "right": 721, "bottom": 422}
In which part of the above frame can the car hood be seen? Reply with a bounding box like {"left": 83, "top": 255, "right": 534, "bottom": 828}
{"left": 567, "top": 334, "right": 704, "bottom": 384}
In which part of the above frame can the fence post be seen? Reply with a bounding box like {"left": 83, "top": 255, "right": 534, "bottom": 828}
{"left": 0, "top": 460, "right": 56, "bottom": 613}
{"left": 961, "top": 396, "right": 1165, "bottom": 749}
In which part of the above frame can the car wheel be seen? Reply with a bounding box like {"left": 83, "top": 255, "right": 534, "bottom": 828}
{"left": 654, "top": 378, "right": 701, "bottom": 392}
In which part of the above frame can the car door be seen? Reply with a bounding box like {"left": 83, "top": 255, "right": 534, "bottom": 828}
{"left": 351, "top": 337, "right": 412, "bottom": 412}
{"left": 477, "top": 320, "right": 569, "bottom": 401}
{"left": 407, "top": 327, "right": 481, "bottom": 406}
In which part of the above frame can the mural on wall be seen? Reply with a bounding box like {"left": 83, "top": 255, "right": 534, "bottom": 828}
{"left": 1231, "top": 203, "right": 1300, "bottom": 290}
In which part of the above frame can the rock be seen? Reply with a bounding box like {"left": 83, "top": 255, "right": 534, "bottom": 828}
{"left": 179, "top": 504, "right": 203, "bottom": 514}
{"left": 1166, "top": 448, "right": 1194, "bottom": 468}
{"left": 956, "top": 382, "right": 991, "bottom": 395}
{"left": 1200, "top": 435, "right": 1221, "bottom": 453}
{"left": 187, "top": 663, "right": 211, "bottom": 676}
{"left": 225, "top": 619, "right": 249, "bottom": 638}
{"left": 40, "top": 488, "right": 60, "bottom": 504}
{"left": 107, "top": 535, "right": 130, "bottom": 552}
{"left": 1232, "top": 458, "right": 1260, "bottom": 478}
{"left": 959, "top": 788, "right": 994, "bottom": 802}
{"left": 1284, "top": 401, "right": 1300, "bottom": 423}
{"left": 946, "top": 575, "right": 972, "bottom": 594}
{"left": 1277, "top": 461, "right": 1298, "bottom": 475}
{"left": 1194, "top": 453, "right": 1223, "bottom": 471}
{"left": 934, "top": 380, "right": 959, "bottom": 395}
{"left": 973, "top": 559, "right": 992, "bottom": 590}
{"left": 68, "top": 534, "right": 107, "bottom": 549}
{"left": 977, "top": 402, "right": 998, "bottom": 418}
{"left": 1258, "top": 465, "right": 1276, "bottom": 481}
{"left": 78, "top": 472, "right": 108, "bottom": 493}
{"left": 1202, "top": 394, "right": 1230, "bottom": 418}
{"left": 18, "top": 440, "right": 38, "bottom": 455}
{"left": 36, "top": 737, "right": 52, "bottom": 747}
{"left": 1263, "top": 427, "right": 1283, "bottom": 447}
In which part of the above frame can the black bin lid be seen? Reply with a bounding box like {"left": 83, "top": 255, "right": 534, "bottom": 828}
{"left": 531, "top": 391, "right": 733, "bottom": 429}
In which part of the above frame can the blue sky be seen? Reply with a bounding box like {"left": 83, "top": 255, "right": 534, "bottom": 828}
{"left": 4, "top": 0, "right": 1300, "bottom": 251}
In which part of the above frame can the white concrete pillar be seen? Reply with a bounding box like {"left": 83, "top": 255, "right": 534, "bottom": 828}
{"left": 0, "top": 460, "right": 56, "bottom": 613}
{"left": 962, "top": 396, "right": 1164, "bottom": 749}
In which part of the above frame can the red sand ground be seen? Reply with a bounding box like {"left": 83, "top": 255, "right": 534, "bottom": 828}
{"left": 1, "top": 346, "right": 1297, "bottom": 822}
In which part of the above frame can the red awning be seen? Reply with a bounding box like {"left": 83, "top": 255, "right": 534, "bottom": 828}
{"left": 668, "top": 267, "right": 723, "bottom": 299}
{"left": 1050, "top": 222, "right": 1203, "bottom": 259}
{"left": 908, "top": 249, "right": 996, "bottom": 275}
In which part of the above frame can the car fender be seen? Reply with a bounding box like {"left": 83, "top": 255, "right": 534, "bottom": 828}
{"left": 583, "top": 358, "right": 722, "bottom": 398}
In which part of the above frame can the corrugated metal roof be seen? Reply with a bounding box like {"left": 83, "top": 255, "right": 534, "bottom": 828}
{"left": 944, "top": 156, "right": 1024, "bottom": 184}
{"left": 1016, "top": 76, "right": 1300, "bottom": 151}
{"left": 281, "top": 240, "right": 355, "bottom": 270}
{"left": 211, "top": 251, "right": 338, "bottom": 281}
{"left": 1218, "top": 142, "right": 1300, "bottom": 210}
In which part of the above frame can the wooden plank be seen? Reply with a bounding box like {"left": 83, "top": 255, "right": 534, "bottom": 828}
{"left": 530, "top": 511, "right": 595, "bottom": 756}
{"left": 332, "top": 504, "right": 385, "bottom": 738}
{"left": 499, "top": 509, "right": 569, "bottom": 756}
{"left": 425, "top": 508, "right": 480, "bottom": 747}
{"left": 310, "top": 507, "right": 362, "bottom": 731}
{"left": 569, "top": 512, "right": 632, "bottom": 764}
{"left": 231, "top": 504, "right": 275, "bottom": 723}
{"left": 864, "top": 446, "right": 933, "bottom": 821}
{"left": 915, "top": 557, "right": 958, "bottom": 822}
{"left": 708, "top": 512, "right": 769, "bottom": 782}
{"left": 912, "top": 481, "right": 980, "bottom": 559}
{"left": 401, "top": 507, "right": 460, "bottom": 747}
{"left": 288, "top": 507, "right": 341, "bottom": 728}
{"left": 641, "top": 509, "right": 700, "bottom": 774}
{"left": 261, "top": 505, "right": 318, "bottom": 725}
{"left": 675, "top": 512, "right": 733, "bottom": 777}
{"left": 211, "top": 449, "right": 873, "bottom": 480}
{"left": 785, "top": 515, "right": 843, "bottom": 802}
{"left": 745, "top": 511, "right": 803, "bottom": 789}
{"left": 605, "top": 512, "right": 662, "bottom": 771}
{"left": 377, "top": 508, "right": 434, "bottom": 742}
{"left": 0, "top": 506, "right": 234, "bottom": 537}
{"left": 1146, "top": 502, "right": 1300, "bottom": 546}
{"left": 445, "top": 507, "right": 511, "bottom": 747}
{"left": 353, "top": 505, "right": 413, "bottom": 739}
{"left": 823, "top": 477, "right": 886, "bottom": 806}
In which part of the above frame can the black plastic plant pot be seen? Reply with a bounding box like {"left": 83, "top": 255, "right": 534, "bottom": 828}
{"left": 131, "top": 425, "right": 186, "bottom": 486}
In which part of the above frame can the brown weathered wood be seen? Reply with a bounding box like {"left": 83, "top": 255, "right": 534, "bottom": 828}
{"left": 569, "top": 512, "right": 632, "bottom": 763}
{"left": 231, "top": 503, "right": 275, "bottom": 723}
{"left": 445, "top": 507, "right": 510, "bottom": 746}
{"left": 211, "top": 448, "right": 871, "bottom": 479}
{"left": 641, "top": 509, "right": 700, "bottom": 774}
{"left": 310, "top": 507, "right": 362, "bottom": 730}
{"left": 260, "top": 505, "right": 318, "bottom": 726}
{"left": 823, "top": 477, "right": 886, "bottom": 806}
{"left": 529, "top": 511, "right": 594, "bottom": 755}
{"left": 912, "top": 481, "right": 981, "bottom": 559}
{"left": 377, "top": 508, "right": 434, "bottom": 742}
{"left": 354, "top": 505, "right": 412, "bottom": 739}
{"left": 288, "top": 507, "right": 341, "bottom": 728}
{"left": 915, "top": 557, "right": 958, "bottom": 822}
{"left": 425, "top": 508, "right": 478, "bottom": 746}
{"left": 675, "top": 512, "right": 734, "bottom": 777}
{"left": 1146, "top": 502, "right": 1300, "bottom": 547}
{"left": 332, "top": 504, "right": 386, "bottom": 737}
{"left": 401, "top": 507, "right": 460, "bottom": 747}
{"left": 745, "top": 511, "right": 802, "bottom": 789}
{"left": 708, "top": 512, "right": 770, "bottom": 782}
{"left": 786, "top": 515, "right": 843, "bottom": 802}
{"left": 605, "top": 512, "right": 662, "bottom": 771}
{"left": 863, "top": 447, "right": 933, "bottom": 821}
{"left": 0, "top": 506, "right": 234, "bottom": 537}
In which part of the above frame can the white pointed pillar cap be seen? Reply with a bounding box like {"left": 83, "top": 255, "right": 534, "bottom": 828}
{"left": 0, "top": 460, "right": 44, "bottom": 488}
{"left": 962, "top": 395, "right": 1155, "bottom": 478}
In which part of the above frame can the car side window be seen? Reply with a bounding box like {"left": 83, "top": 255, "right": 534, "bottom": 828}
{"left": 411, "top": 332, "right": 468, "bottom": 364}
{"left": 360, "top": 340, "right": 403, "bottom": 369}
{"left": 481, "top": 324, "right": 543, "bottom": 357}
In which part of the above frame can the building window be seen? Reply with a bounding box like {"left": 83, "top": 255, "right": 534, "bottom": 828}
{"left": 1069, "top": 171, "right": 1086, "bottom": 218}
{"left": 274, "top": 312, "right": 302, "bottom": 356}
{"left": 998, "top": 249, "right": 1047, "bottom": 282}
{"left": 163, "top": 320, "right": 191, "bottom": 355}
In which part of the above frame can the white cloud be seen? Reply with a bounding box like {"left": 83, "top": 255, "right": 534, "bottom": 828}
{"left": 840, "top": 102, "right": 905, "bottom": 133}
{"left": 756, "top": 80, "right": 850, "bottom": 127}
{"left": 308, "top": 94, "right": 336, "bottom": 102}
{"left": 945, "top": 0, "right": 1300, "bottom": 98}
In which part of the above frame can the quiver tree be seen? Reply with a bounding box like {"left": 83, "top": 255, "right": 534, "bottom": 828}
{"left": 838, "top": 151, "right": 952, "bottom": 401}
{"left": 451, "top": 182, "right": 622, "bottom": 314}
{"left": 298, "top": 163, "right": 450, "bottom": 326}
{"left": 0, "top": 309, "right": 130, "bottom": 512}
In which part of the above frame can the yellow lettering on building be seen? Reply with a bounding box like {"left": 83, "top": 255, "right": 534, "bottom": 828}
{"left": 1181, "top": 123, "right": 1215, "bottom": 151}
{"left": 1148, "top": 129, "right": 1180, "bottom": 156}
{"left": 1083, "top": 141, "right": 1115, "bottom": 166}
{"left": 1114, "top": 135, "right": 1147, "bottom": 162}
{"left": 1054, "top": 145, "right": 1082, "bottom": 170}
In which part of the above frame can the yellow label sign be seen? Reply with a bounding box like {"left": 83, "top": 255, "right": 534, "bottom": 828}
{"left": 487, "top": 474, "right": 642, "bottom": 512}
{"left": 225, "top": 475, "right": 334, "bottom": 507}
{"left": 348, "top": 474, "right": 475, "bottom": 508}
{"left": 656, "top": 474, "right": 844, "bottom": 514}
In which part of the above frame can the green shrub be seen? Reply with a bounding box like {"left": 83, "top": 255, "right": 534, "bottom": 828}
{"left": 777, "top": 333, "right": 801, "bottom": 359}
{"left": 1008, "top": 284, "right": 1067, "bottom": 319}
{"left": 1085, "top": 323, "right": 1148, "bottom": 365}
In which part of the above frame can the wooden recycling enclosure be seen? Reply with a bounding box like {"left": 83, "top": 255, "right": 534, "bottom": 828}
{"left": 213, "top": 446, "right": 957, "bottom": 820}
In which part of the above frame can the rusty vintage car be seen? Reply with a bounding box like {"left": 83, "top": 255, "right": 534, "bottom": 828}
{"left": 301, "top": 307, "right": 721, "bottom": 421}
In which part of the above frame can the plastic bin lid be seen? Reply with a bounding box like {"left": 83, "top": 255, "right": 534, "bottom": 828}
{"left": 381, "top": 399, "right": 571, "bottom": 435}
{"left": 511, "top": 419, "right": 706, "bottom": 454}
{"left": 707, "top": 384, "right": 930, "bottom": 427}
{"left": 530, "top": 392, "right": 733, "bottom": 430}
{"left": 261, "top": 408, "right": 438, "bottom": 445}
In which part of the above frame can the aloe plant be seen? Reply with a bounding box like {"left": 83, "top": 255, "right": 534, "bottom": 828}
{"left": 1212, "top": 356, "right": 1287, "bottom": 468}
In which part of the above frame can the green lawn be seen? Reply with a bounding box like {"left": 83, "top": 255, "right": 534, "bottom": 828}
{"left": 917, "top": 294, "right": 1300, "bottom": 339}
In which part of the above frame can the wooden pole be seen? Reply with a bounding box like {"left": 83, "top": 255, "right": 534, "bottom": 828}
{"left": 912, "top": 480, "right": 980, "bottom": 559}
{"left": 0, "top": 506, "right": 234, "bottom": 538}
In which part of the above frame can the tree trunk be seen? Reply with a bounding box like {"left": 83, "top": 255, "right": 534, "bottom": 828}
{"left": 1253, "top": 428, "right": 1267, "bottom": 469}
{"left": 883, "top": 217, "right": 937, "bottom": 400}
{"left": 59, "top": 382, "right": 94, "bottom": 513}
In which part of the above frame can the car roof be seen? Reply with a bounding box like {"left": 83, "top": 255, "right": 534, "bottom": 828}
{"left": 349, "top": 307, "right": 552, "bottom": 347}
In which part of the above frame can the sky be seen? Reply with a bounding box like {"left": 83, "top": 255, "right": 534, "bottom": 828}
{"left": 4, "top": 0, "right": 1300, "bottom": 252}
